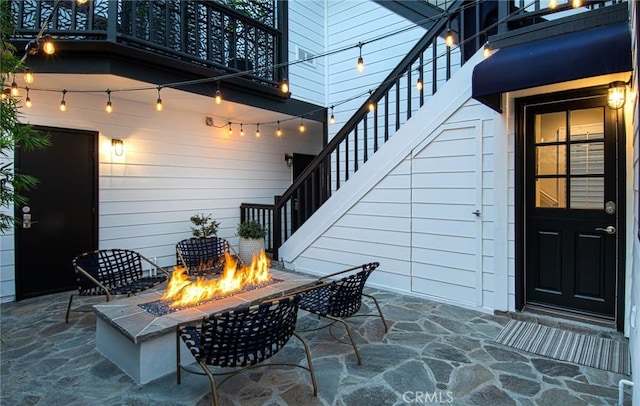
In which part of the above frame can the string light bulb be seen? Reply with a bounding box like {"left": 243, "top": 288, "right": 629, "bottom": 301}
{"left": 240, "top": 123, "right": 245, "bottom": 136}
{"left": 228, "top": 122, "right": 233, "bottom": 136}
{"left": 10, "top": 75, "right": 18, "bottom": 96}
{"left": 42, "top": 35, "right": 55, "bottom": 55}
{"left": 23, "top": 67, "right": 34, "bottom": 84}
{"left": 59, "top": 90, "right": 67, "bottom": 111}
{"left": 156, "top": 87, "right": 163, "bottom": 111}
{"left": 368, "top": 100, "right": 375, "bottom": 112}
{"left": 255, "top": 124, "right": 261, "bottom": 138}
{"left": 445, "top": 30, "right": 455, "bottom": 47}
{"left": 276, "top": 121, "right": 282, "bottom": 137}
{"left": 548, "top": 0, "right": 558, "bottom": 9}
{"left": 105, "top": 90, "right": 113, "bottom": 113}
{"left": 299, "top": 118, "right": 306, "bottom": 133}
{"left": 416, "top": 77, "right": 423, "bottom": 90}
{"left": 330, "top": 106, "right": 335, "bottom": 124}
{"left": 215, "top": 82, "right": 222, "bottom": 104}
{"left": 572, "top": 0, "right": 581, "bottom": 8}
{"left": 25, "top": 87, "right": 32, "bottom": 108}
{"left": 280, "top": 78, "right": 289, "bottom": 94}
{"left": 483, "top": 42, "right": 491, "bottom": 58}
{"left": 77, "top": 0, "right": 88, "bottom": 4}
{"left": 356, "top": 43, "right": 364, "bottom": 73}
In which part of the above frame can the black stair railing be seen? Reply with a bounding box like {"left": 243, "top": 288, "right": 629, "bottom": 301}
{"left": 259, "top": 0, "right": 621, "bottom": 260}
{"left": 263, "top": 0, "right": 474, "bottom": 260}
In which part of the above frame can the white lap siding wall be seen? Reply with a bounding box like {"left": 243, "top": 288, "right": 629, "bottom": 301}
{"left": 279, "top": 51, "right": 512, "bottom": 313}
{"left": 0, "top": 86, "right": 323, "bottom": 302}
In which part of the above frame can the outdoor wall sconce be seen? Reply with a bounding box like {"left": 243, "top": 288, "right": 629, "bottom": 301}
{"left": 607, "top": 81, "right": 626, "bottom": 110}
{"left": 284, "top": 153, "right": 293, "bottom": 167}
{"left": 112, "top": 139, "right": 124, "bottom": 156}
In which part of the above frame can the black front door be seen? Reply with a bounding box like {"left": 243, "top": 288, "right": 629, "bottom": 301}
{"left": 15, "top": 126, "right": 98, "bottom": 300}
{"left": 524, "top": 94, "right": 623, "bottom": 319}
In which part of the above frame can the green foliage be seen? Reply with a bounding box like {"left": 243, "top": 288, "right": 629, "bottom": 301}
{"left": 0, "top": 0, "right": 51, "bottom": 233}
{"left": 190, "top": 213, "right": 220, "bottom": 238}
{"left": 236, "top": 219, "right": 267, "bottom": 239}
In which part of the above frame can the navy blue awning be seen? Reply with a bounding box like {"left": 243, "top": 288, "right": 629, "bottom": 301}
{"left": 472, "top": 22, "right": 632, "bottom": 113}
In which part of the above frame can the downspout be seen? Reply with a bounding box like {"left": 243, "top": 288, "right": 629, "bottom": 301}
{"left": 618, "top": 379, "right": 633, "bottom": 406}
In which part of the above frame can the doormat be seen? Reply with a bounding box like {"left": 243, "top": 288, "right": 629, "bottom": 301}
{"left": 494, "top": 319, "right": 631, "bottom": 375}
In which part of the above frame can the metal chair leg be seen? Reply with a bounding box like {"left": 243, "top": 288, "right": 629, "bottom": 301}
{"left": 329, "top": 316, "right": 362, "bottom": 365}
{"left": 363, "top": 293, "right": 388, "bottom": 333}
{"left": 65, "top": 294, "right": 74, "bottom": 324}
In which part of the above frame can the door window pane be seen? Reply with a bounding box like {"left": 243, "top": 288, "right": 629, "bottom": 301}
{"left": 570, "top": 142, "right": 604, "bottom": 175}
{"left": 535, "top": 112, "right": 566, "bottom": 143}
{"left": 536, "top": 178, "right": 566, "bottom": 208}
{"left": 570, "top": 178, "right": 604, "bottom": 209}
{"left": 537, "top": 145, "right": 566, "bottom": 175}
{"left": 570, "top": 108, "right": 604, "bottom": 141}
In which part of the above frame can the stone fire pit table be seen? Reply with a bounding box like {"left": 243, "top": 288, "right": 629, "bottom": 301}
{"left": 93, "top": 269, "right": 317, "bottom": 384}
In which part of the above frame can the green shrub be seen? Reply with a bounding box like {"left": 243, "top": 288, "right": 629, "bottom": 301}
{"left": 190, "top": 213, "right": 219, "bottom": 238}
{"left": 236, "top": 219, "right": 266, "bottom": 239}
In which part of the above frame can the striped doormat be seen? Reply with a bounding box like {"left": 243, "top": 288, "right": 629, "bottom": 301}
{"left": 494, "top": 319, "right": 631, "bottom": 375}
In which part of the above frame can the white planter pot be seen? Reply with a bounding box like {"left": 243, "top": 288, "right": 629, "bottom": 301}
{"left": 238, "top": 237, "right": 265, "bottom": 265}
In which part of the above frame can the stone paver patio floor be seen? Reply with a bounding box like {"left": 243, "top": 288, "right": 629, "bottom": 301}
{"left": 0, "top": 283, "right": 632, "bottom": 405}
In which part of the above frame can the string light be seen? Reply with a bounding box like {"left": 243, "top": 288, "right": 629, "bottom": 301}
{"left": 416, "top": 66, "right": 423, "bottom": 90}
{"left": 483, "top": 42, "right": 491, "bottom": 58}
{"left": 10, "top": 75, "right": 19, "bottom": 96}
{"left": 105, "top": 89, "right": 113, "bottom": 113}
{"left": 23, "top": 67, "right": 34, "bottom": 84}
{"left": 156, "top": 87, "right": 163, "bottom": 111}
{"left": 77, "top": 0, "right": 88, "bottom": 4}
{"left": 42, "top": 35, "right": 55, "bottom": 55}
{"left": 255, "top": 123, "right": 261, "bottom": 137}
{"left": 549, "top": 0, "right": 558, "bottom": 9}
{"left": 240, "top": 123, "right": 245, "bottom": 136}
{"left": 572, "top": 0, "right": 581, "bottom": 8}
{"left": 215, "top": 81, "right": 222, "bottom": 104}
{"left": 445, "top": 29, "right": 455, "bottom": 47}
{"left": 276, "top": 121, "right": 282, "bottom": 137}
{"left": 25, "top": 87, "right": 32, "bottom": 108}
{"left": 20, "top": 0, "right": 528, "bottom": 133}
{"left": 59, "top": 90, "right": 67, "bottom": 111}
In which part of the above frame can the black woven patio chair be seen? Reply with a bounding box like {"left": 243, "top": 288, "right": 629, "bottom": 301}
{"left": 297, "top": 262, "right": 388, "bottom": 365}
{"left": 66, "top": 249, "right": 168, "bottom": 323}
{"left": 176, "top": 237, "right": 241, "bottom": 276}
{"left": 176, "top": 295, "right": 317, "bottom": 406}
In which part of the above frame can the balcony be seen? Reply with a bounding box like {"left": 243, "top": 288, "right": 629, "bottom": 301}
{"left": 9, "top": 0, "right": 289, "bottom": 104}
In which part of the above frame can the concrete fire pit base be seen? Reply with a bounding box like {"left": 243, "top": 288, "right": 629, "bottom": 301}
{"left": 93, "top": 269, "right": 316, "bottom": 384}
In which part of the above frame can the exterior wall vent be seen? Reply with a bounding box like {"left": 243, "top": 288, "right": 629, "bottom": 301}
{"left": 297, "top": 46, "right": 316, "bottom": 67}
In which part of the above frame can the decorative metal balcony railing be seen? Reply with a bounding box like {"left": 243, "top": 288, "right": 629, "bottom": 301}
{"left": 239, "top": 0, "right": 624, "bottom": 260}
{"left": 10, "top": 0, "right": 283, "bottom": 86}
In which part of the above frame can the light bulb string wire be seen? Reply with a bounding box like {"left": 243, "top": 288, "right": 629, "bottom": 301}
{"left": 13, "top": 0, "right": 539, "bottom": 129}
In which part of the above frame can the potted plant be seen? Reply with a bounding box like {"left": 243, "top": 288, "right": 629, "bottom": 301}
{"left": 190, "top": 213, "right": 219, "bottom": 238}
{"left": 236, "top": 219, "right": 266, "bottom": 264}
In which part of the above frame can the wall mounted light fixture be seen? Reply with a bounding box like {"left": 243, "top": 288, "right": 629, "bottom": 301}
{"left": 607, "top": 81, "right": 626, "bottom": 110}
{"left": 284, "top": 153, "right": 293, "bottom": 167}
{"left": 112, "top": 139, "right": 124, "bottom": 156}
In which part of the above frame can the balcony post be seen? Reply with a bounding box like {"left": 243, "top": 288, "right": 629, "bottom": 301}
{"left": 107, "top": 0, "right": 118, "bottom": 42}
{"left": 272, "top": 195, "right": 282, "bottom": 261}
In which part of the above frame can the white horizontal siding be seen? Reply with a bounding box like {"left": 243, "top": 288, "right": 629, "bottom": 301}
{"left": 282, "top": 50, "right": 506, "bottom": 313}
{"left": 0, "top": 85, "right": 323, "bottom": 301}
{"left": 288, "top": 0, "right": 326, "bottom": 105}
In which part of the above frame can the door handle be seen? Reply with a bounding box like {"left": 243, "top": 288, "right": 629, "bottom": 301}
{"left": 595, "top": 225, "right": 616, "bottom": 235}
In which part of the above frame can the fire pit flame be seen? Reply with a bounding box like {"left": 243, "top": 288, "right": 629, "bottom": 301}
{"left": 162, "top": 250, "right": 272, "bottom": 308}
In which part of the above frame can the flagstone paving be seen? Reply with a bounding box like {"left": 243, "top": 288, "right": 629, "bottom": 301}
{"left": 0, "top": 276, "right": 632, "bottom": 405}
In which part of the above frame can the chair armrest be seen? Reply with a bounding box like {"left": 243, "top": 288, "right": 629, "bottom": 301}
{"left": 74, "top": 264, "right": 113, "bottom": 301}
{"left": 316, "top": 262, "right": 380, "bottom": 281}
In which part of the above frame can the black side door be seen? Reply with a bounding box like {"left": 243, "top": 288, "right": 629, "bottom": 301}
{"left": 15, "top": 126, "right": 98, "bottom": 299}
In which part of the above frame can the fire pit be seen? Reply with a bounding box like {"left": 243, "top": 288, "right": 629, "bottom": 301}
{"left": 92, "top": 252, "right": 317, "bottom": 384}
{"left": 139, "top": 252, "right": 283, "bottom": 316}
